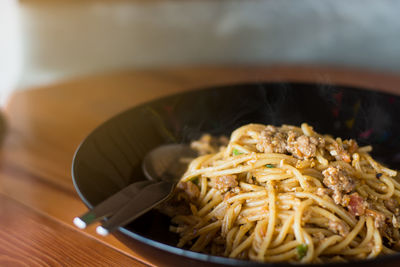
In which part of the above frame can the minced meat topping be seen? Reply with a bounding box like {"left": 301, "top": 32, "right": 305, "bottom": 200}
{"left": 322, "top": 166, "right": 355, "bottom": 205}
{"left": 214, "top": 175, "right": 238, "bottom": 193}
{"left": 256, "top": 125, "right": 327, "bottom": 160}
{"left": 256, "top": 125, "right": 287, "bottom": 154}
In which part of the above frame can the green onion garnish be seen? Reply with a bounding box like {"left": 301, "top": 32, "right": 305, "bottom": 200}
{"left": 233, "top": 149, "right": 243, "bottom": 156}
{"left": 296, "top": 244, "right": 308, "bottom": 259}
{"left": 265, "top": 164, "right": 275, "bottom": 168}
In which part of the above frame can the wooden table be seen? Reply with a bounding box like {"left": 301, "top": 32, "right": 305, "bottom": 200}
{"left": 1, "top": 65, "right": 400, "bottom": 266}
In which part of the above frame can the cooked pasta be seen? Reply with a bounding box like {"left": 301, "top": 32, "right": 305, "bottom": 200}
{"left": 166, "top": 123, "right": 400, "bottom": 263}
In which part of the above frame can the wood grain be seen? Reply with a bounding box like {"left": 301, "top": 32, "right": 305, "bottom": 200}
{"left": 1, "top": 65, "right": 399, "bottom": 265}
{"left": 0, "top": 194, "right": 146, "bottom": 266}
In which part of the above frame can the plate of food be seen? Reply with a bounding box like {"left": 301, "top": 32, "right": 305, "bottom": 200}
{"left": 72, "top": 82, "right": 400, "bottom": 266}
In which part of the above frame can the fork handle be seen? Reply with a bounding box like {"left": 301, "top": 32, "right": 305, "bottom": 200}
{"left": 74, "top": 180, "right": 153, "bottom": 228}
{"left": 97, "top": 180, "right": 175, "bottom": 234}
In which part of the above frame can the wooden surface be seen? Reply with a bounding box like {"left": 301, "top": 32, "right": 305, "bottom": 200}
{"left": 1, "top": 65, "right": 400, "bottom": 266}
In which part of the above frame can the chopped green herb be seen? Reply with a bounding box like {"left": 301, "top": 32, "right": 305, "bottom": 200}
{"left": 233, "top": 149, "right": 243, "bottom": 156}
{"left": 190, "top": 176, "right": 199, "bottom": 186}
{"left": 296, "top": 244, "right": 308, "bottom": 259}
{"left": 265, "top": 164, "right": 275, "bottom": 168}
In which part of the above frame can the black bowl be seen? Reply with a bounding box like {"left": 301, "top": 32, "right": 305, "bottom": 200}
{"left": 72, "top": 82, "right": 400, "bottom": 267}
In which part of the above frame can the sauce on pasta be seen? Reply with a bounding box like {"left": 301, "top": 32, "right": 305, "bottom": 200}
{"left": 164, "top": 123, "right": 400, "bottom": 263}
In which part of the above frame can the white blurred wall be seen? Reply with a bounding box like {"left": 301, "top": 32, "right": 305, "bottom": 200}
{"left": 9, "top": 0, "right": 400, "bottom": 89}
{"left": 0, "top": 0, "right": 22, "bottom": 104}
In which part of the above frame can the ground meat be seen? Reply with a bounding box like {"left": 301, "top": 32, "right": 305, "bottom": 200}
{"left": 256, "top": 126, "right": 287, "bottom": 154}
{"left": 215, "top": 175, "right": 238, "bottom": 192}
{"left": 256, "top": 125, "right": 325, "bottom": 160}
{"left": 256, "top": 125, "right": 357, "bottom": 163}
{"left": 286, "top": 133, "right": 325, "bottom": 160}
{"left": 329, "top": 220, "right": 350, "bottom": 236}
{"left": 327, "top": 139, "right": 358, "bottom": 163}
{"left": 344, "top": 139, "right": 359, "bottom": 155}
{"left": 322, "top": 166, "right": 355, "bottom": 205}
{"left": 340, "top": 194, "right": 351, "bottom": 207}
{"left": 177, "top": 181, "right": 200, "bottom": 201}
{"left": 348, "top": 193, "right": 367, "bottom": 216}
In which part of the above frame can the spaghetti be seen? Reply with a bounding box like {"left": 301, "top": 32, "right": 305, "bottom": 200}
{"left": 166, "top": 123, "right": 400, "bottom": 263}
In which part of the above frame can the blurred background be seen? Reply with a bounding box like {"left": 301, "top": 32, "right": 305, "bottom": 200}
{"left": 1, "top": 0, "right": 400, "bottom": 101}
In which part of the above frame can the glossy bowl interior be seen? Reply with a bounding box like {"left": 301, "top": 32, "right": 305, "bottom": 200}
{"left": 72, "top": 82, "right": 400, "bottom": 266}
